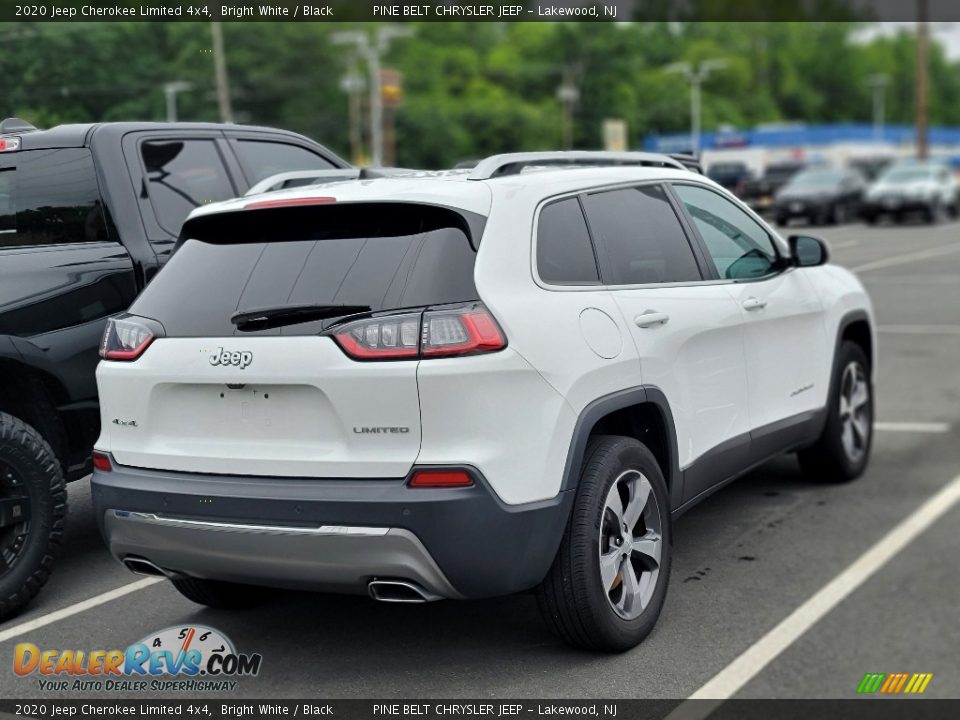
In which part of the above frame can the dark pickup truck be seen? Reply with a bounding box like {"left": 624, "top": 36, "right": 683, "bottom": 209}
{"left": 0, "top": 118, "right": 347, "bottom": 619}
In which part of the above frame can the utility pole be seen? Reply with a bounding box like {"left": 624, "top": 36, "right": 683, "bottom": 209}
{"left": 210, "top": 21, "right": 234, "bottom": 123}
{"left": 556, "top": 66, "right": 580, "bottom": 150}
{"left": 163, "top": 81, "right": 193, "bottom": 123}
{"left": 332, "top": 27, "right": 413, "bottom": 167}
{"left": 867, "top": 74, "right": 889, "bottom": 143}
{"left": 915, "top": 0, "right": 929, "bottom": 159}
{"left": 340, "top": 60, "right": 365, "bottom": 164}
{"left": 665, "top": 59, "right": 728, "bottom": 157}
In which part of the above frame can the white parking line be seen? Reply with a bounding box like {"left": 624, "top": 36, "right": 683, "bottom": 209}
{"left": 875, "top": 421, "right": 951, "bottom": 433}
{"left": 0, "top": 577, "right": 162, "bottom": 645}
{"left": 852, "top": 243, "right": 960, "bottom": 273}
{"left": 676, "top": 473, "right": 960, "bottom": 706}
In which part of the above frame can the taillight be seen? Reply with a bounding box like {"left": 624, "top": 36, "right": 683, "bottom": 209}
{"left": 100, "top": 315, "right": 163, "bottom": 361}
{"left": 421, "top": 306, "right": 506, "bottom": 358}
{"left": 92, "top": 451, "right": 112, "bottom": 472}
{"left": 329, "top": 303, "right": 506, "bottom": 361}
{"left": 409, "top": 469, "right": 474, "bottom": 488}
{"left": 331, "top": 312, "right": 422, "bottom": 360}
{"left": 0, "top": 137, "right": 20, "bottom": 152}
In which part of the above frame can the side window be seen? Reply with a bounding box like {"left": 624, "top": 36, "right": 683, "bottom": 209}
{"left": 140, "top": 139, "right": 235, "bottom": 236}
{"left": 536, "top": 198, "right": 599, "bottom": 284}
{"left": 234, "top": 140, "right": 336, "bottom": 185}
{"left": 673, "top": 184, "right": 779, "bottom": 280}
{"left": 0, "top": 149, "right": 108, "bottom": 248}
{"left": 582, "top": 185, "right": 701, "bottom": 285}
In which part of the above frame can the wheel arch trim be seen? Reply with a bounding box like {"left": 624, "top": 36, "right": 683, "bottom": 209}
{"left": 559, "top": 386, "right": 682, "bottom": 510}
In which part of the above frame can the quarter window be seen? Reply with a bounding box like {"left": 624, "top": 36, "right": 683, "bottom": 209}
{"left": 0, "top": 148, "right": 108, "bottom": 248}
{"left": 673, "top": 184, "right": 779, "bottom": 280}
{"left": 582, "top": 185, "right": 701, "bottom": 285}
{"left": 536, "top": 198, "right": 599, "bottom": 284}
{"left": 140, "top": 139, "right": 235, "bottom": 236}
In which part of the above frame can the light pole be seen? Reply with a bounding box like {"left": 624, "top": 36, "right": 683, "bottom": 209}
{"left": 867, "top": 74, "right": 889, "bottom": 144}
{"left": 163, "top": 81, "right": 193, "bottom": 123}
{"left": 340, "top": 63, "right": 366, "bottom": 165}
{"left": 332, "top": 27, "right": 413, "bottom": 167}
{"left": 556, "top": 66, "right": 580, "bottom": 150}
{"left": 210, "top": 21, "right": 233, "bottom": 123}
{"left": 665, "top": 59, "right": 728, "bottom": 157}
{"left": 915, "top": 0, "right": 929, "bottom": 159}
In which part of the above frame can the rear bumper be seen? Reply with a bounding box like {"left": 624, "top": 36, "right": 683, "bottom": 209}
{"left": 862, "top": 198, "right": 930, "bottom": 214}
{"left": 92, "top": 461, "right": 573, "bottom": 599}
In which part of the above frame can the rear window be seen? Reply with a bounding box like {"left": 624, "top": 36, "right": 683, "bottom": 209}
{"left": 234, "top": 140, "right": 336, "bottom": 185}
{"left": 131, "top": 202, "right": 483, "bottom": 337}
{"left": 0, "top": 148, "right": 109, "bottom": 248}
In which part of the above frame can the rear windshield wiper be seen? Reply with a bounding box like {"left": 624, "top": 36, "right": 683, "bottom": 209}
{"left": 231, "top": 304, "right": 372, "bottom": 332}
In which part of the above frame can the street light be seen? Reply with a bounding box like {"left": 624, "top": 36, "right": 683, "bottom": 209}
{"left": 163, "top": 81, "right": 193, "bottom": 123}
{"left": 664, "top": 59, "right": 728, "bottom": 157}
{"left": 866, "top": 74, "right": 889, "bottom": 144}
{"left": 332, "top": 27, "right": 414, "bottom": 167}
{"left": 556, "top": 66, "right": 580, "bottom": 150}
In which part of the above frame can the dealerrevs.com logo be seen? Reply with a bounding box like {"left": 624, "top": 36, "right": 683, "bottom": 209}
{"left": 14, "top": 625, "right": 262, "bottom": 693}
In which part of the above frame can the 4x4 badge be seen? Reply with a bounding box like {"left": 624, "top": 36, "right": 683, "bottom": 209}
{"left": 210, "top": 348, "right": 253, "bottom": 370}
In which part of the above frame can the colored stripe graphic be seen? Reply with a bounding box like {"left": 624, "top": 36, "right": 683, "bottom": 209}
{"left": 857, "top": 672, "right": 933, "bottom": 694}
{"left": 858, "top": 673, "right": 886, "bottom": 694}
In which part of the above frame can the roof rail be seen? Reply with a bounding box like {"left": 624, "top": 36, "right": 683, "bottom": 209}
{"left": 666, "top": 153, "right": 703, "bottom": 174}
{"left": 0, "top": 118, "right": 39, "bottom": 135}
{"left": 466, "top": 151, "right": 694, "bottom": 180}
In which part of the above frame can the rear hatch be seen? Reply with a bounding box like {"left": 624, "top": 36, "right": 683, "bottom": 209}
{"left": 98, "top": 200, "right": 484, "bottom": 478}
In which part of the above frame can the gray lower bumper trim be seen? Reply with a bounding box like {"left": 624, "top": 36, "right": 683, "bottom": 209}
{"left": 104, "top": 510, "right": 462, "bottom": 599}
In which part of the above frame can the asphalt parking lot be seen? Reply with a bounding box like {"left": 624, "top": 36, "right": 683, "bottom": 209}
{"left": 2, "top": 219, "right": 959, "bottom": 701}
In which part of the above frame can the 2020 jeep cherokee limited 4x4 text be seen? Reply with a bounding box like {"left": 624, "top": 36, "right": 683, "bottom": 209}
{"left": 91, "top": 152, "right": 875, "bottom": 651}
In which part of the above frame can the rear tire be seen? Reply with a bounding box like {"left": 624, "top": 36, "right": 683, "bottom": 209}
{"left": 0, "top": 412, "right": 66, "bottom": 621}
{"left": 798, "top": 342, "right": 873, "bottom": 483}
{"left": 171, "top": 576, "right": 267, "bottom": 609}
{"left": 537, "top": 435, "right": 671, "bottom": 652}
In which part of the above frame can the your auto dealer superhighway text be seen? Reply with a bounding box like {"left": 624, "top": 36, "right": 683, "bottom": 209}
{"left": 374, "top": 706, "right": 605, "bottom": 716}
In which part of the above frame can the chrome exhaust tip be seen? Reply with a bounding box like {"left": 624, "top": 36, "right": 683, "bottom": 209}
{"left": 122, "top": 556, "right": 171, "bottom": 578}
{"left": 368, "top": 579, "right": 441, "bottom": 603}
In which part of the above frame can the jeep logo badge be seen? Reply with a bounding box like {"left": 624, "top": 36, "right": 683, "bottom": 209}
{"left": 210, "top": 347, "right": 253, "bottom": 370}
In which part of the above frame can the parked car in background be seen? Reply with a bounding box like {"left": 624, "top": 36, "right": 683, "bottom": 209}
{"left": 847, "top": 156, "right": 893, "bottom": 183}
{"left": 862, "top": 161, "right": 959, "bottom": 224}
{"left": 706, "top": 161, "right": 754, "bottom": 195}
{"left": 0, "top": 118, "right": 347, "bottom": 620}
{"left": 774, "top": 167, "right": 867, "bottom": 226}
{"left": 742, "top": 160, "right": 807, "bottom": 214}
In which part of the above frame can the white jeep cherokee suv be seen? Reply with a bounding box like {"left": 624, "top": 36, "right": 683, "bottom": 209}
{"left": 92, "top": 152, "right": 875, "bottom": 652}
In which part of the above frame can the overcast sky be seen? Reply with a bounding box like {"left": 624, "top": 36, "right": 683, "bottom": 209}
{"left": 856, "top": 22, "right": 960, "bottom": 59}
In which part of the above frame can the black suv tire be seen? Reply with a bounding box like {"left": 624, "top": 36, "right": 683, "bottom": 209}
{"left": 799, "top": 341, "right": 873, "bottom": 483}
{"left": 0, "top": 412, "right": 66, "bottom": 621}
{"left": 537, "top": 435, "right": 672, "bottom": 652}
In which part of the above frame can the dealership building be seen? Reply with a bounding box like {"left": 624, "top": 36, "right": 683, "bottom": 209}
{"left": 643, "top": 123, "right": 960, "bottom": 174}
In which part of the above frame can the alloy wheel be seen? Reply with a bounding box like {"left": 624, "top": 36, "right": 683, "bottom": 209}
{"left": 598, "top": 470, "right": 663, "bottom": 620}
{"left": 839, "top": 361, "right": 871, "bottom": 463}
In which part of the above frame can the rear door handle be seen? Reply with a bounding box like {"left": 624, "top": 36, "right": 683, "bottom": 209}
{"left": 634, "top": 311, "right": 670, "bottom": 328}
{"left": 742, "top": 297, "right": 768, "bottom": 311}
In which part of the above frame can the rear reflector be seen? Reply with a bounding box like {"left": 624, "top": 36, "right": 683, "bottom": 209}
{"left": 245, "top": 196, "right": 336, "bottom": 209}
{"left": 92, "top": 452, "right": 112, "bottom": 472}
{"left": 409, "top": 469, "right": 474, "bottom": 488}
{"left": 0, "top": 137, "right": 20, "bottom": 152}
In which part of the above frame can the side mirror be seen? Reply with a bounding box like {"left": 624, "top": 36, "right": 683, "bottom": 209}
{"left": 789, "top": 235, "right": 829, "bottom": 267}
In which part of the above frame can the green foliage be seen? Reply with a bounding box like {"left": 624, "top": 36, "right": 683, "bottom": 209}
{"left": 1, "top": 21, "right": 958, "bottom": 168}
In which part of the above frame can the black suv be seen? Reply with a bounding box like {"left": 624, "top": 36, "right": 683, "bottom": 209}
{"left": 0, "top": 118, "right": 347, "bottom": 619}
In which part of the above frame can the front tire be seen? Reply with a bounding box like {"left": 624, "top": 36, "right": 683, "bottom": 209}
{"left": 798, "top": 342, "right": 873, "bottom": 483}
{"left": 537, "top": 436, "right": 671, "bottom": 652}
{"left": 0, "top": 412, "right": 66, "bottom": 621}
